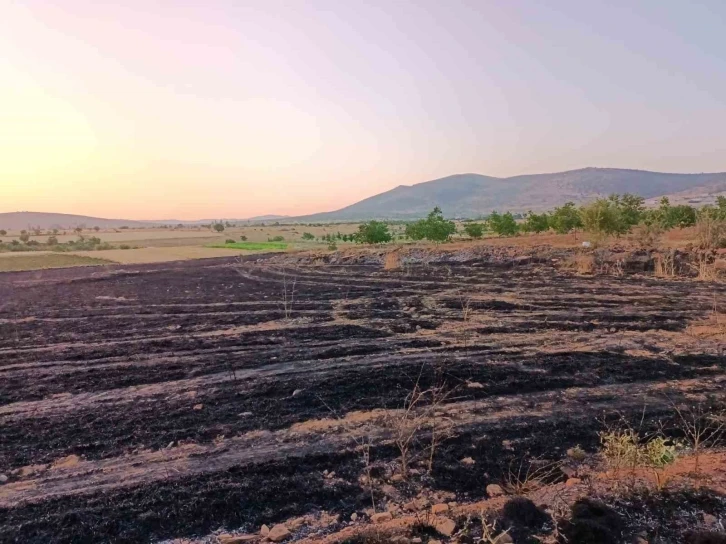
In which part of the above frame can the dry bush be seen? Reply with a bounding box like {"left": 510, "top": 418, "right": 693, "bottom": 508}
{"left": 573, "top": 254, "right": 595, "bottom": 275}
{"left": 654, "top": 252, "right": 676, "bottom": 278}
{"left": 668, "top": 400, "right": 725, "bottom": 480}
{"left": 696, "top": 214, "right": 726, "bottom": 250}
{"left": 384, "top": 252, "right": 401, "bottom": 270}
{"left": 503, "top": 457, "right": 563, "bottom": 495}
{"left": 632, "top": 222, "right": 663, "bottom": 249}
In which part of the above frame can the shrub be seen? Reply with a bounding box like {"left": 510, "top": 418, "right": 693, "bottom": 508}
{"left": 356, "top": 221, "right": 392, "bottom": 244}
{"left": 522, "top": 211, "right": 550, "bottom": 233}
{"left": 550, "top": 202, "right": 583, "bottom": 234}
{"left": 301, "top": 232, "right": 315, "bottom": 240}
{"left": 19, "top": 231, "right": 30, "bottom": 243}
{"left": 487, "top": 211, "right": 519, "bottom": 236}
{"left": 119, "top": 244, "right": 131, "bottom": 250}
{"left": 212, "top": 222, "right": 225, "bottom": 232}
{"left": 327, "top": 240, "right": 338, "bottom": 250}
{"left": 632, "top": 222, "right": 663, "bottom": 249}
{"left": 695, "top": 209, "right": 726, "bottom": 250}
{"left": 580, "top": 198, "right": 628, "bottom": 237}
{"left": 463, "top": 223, "right": 484, "bottom": 239}
{"left": 240, "top": 235, "right": 247, "bottom": 241}
{"left": 0, "top": 230, "right": 6, "bottom": 236}
{"left": 405, "top": 207, "right": 456, "bottom": 242}
{"left": 225, "top": 239, "right": 235, "bottom": 244}
{"left": 269, "top": 235, "right": 285, "bottom": 242}
{"left": 46, "top": 236, "right": 59, "bottom": 245}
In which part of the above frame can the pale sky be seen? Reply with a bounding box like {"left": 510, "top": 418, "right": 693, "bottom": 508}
{"left": 1, "top": 0, "right": 725, "bottom": 219}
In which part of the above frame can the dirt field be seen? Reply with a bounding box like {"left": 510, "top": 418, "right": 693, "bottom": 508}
{"left": 1, "top": 249, "right": 724, "bottom": 543}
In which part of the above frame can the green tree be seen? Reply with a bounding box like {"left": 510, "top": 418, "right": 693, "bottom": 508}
{"left": 212, "top": 222, "right": 225, "bottom": 232}
{"left": 487, "top": 211, "right": 519, "bottom": 236}
{"left": 550, "top": 202, "right": 583, "bottom": 234}
{"left": 405, "top": 207, "right": 456, "bottom": 242}
{"left": 463, "top": 223, "right": 484, "bottom": 239}
{"left": 355, "top": 221, "right": 392, "bottom": 244}
{"left": 521, "top": 211, "right": 550, "bottom": 233}
{"left": 580, "top": 198, "right": 628, "bottom": 236}
{"left": 610, "top": 193, "right": 645, "bottom": 228}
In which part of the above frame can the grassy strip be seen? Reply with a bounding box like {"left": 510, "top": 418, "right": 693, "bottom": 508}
{"left": 208, "top": 242, "right": 288, "bottom": 250}
{"left": 0, "top": 254, "right": 113, "bottom": 272}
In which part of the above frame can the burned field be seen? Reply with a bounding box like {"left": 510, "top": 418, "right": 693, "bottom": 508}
{"left": 1, "top": 251, "right": 725, "bottom": 543}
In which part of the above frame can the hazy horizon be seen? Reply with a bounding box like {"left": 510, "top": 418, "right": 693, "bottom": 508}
{"left": 2, "top": 1, "right": 725, "bottom": 220}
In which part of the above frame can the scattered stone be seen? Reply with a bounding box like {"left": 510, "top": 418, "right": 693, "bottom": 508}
{"left": 434, "top": 517, "right": 456, "bottom": 536}
{"left": 371, "top": 512, "right": 393, "bottom": 523}
{"left": 494, "top": 534, "right": 514, "bottom": 544}
{"left": 350, "top": 513, "right": 358, "bottom": 521}
{"left": 486, "top": 483, "right": 505, "bottom": 497}
{"left": 431, "top": 503, "right": 449, "bottom": 515}
{"left": 466, "top": 381, "right": 484, "bottom": 389}
{"left": 291, "top": 389, "right": 304, "bottom": 398}
{"left": 218, "top": 535, "right": 258, "bottom": 543}
{"left": 166, "top": 441, "right": 175, "bottom": 449}
{"left": 260, "top": 525, "right": 270, "bottom": 536}
{"left": 565, "top": 477, "right": 582, "bottom": 487}
{"left": 193, "top": 404, "right": 203, "bottom": 410}
{"left": 460, "top": 456, "right": 475, "bottom": 465}
{"left": 267, "top": 524, "right": 290, "bottom": 542}
{"left": 0, "top": 474, "right": 8, "bottom": 483}
{"left": 239, "top": 412, "right": 253, "bottom": 417}
{"left": 390, "top": 473, "right": 404, "bottom": 482}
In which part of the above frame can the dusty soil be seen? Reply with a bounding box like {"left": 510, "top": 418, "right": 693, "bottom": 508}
{"left": 0, "top": 249, "right": 724, "bottom": 543}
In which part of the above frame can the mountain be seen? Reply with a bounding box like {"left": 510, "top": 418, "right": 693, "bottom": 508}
{"left": 0, "top": 212, "right": 152, "bottom": 231}
{"left": 292, "top": 168, "right": 726, "bottom": 221}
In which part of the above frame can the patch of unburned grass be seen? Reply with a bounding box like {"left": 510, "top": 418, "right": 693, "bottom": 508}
{"left": 0, "top": 254, "right": 112, "bottom": 272}
{"left": 208, "top": 241, "right": 289, "bottom": 250}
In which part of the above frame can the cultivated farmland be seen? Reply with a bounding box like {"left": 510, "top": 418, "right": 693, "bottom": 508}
{"left": 1, "top": 249, "right": 725, "bottom": 543}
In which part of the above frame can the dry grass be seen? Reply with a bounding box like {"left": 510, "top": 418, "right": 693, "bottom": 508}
{"left": 70, "top": 246, "right": 255, "bottom": 264}
{"left": 573, "top": 254, "right": 595, "bottom": 275}
{"left": 383, "top": 251, "right": 401, "bottom": 270}
{"left": 0, "top": 253, "right": 112, "bottom": 272}
{"left": 654, "top": 252, "right": 676, "bottom": 278}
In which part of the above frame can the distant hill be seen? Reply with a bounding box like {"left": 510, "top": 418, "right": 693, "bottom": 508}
{"left": 0, "top": 212, "right": 151, "bottom": 231}
{"left": 292, "top": 168, "right": 726, "bottom": 221}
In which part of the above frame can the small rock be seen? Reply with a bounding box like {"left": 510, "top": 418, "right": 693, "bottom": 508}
{"left": 350, "top": 513, "right": 358, "bottom": 521}
{"left": 494, "top": 534, "right": 514, "bottom": 544}
{"left": 565, "top": 477, "right": 582, "bottom": 487}
{"left": 390, "top": 473, "right": 404, "bottom": 482}
{"left": 218, "top": 535, "right": 258, "bottom": 543}
{"left": 291, "top": 389, "right": 303, "bottom": 398}
{"left": 166, "top": 441, "right": 175, "bottom": 449}
{"left": 431, "top": 503, "right": 449, "bottom": 515}
{"left": 435, "top": 517, "right": 456, "bottom": 536}
{"left": 0, "top": 474, "right": 8, "bottom": 483}
{"left": 371, "top": 512, "right": 393, "bottom": 523}
{"left": 382, "top": 484, "right": 398, "bottom": 497}
{"left": 411, "top": 539, "right": 422, "bottom": 544}
{"left": 267, "top": 524, "right": 290, "bottom": 542}
{"left": 193, "top": 404, "right": 203, "bottom": 410}
{"left": 238, "top": 412, "right": 253, "bottom": 417}
{"left": 260, "top": 525, "right": 270, "bottom": 536}
{"left": 460, "top": 457, "right": 475, "bottom": 465}
{"left": 486, "top": 483, "right": 505, "bottom": 497}
{"left": 467, "top": 381, "right": 484, "bottom": 389}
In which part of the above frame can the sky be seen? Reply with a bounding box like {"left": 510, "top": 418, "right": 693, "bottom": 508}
{"left": 1, "top": 0, "right": 725, "bottom": 220}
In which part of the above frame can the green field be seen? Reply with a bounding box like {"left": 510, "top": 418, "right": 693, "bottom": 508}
{"left": 208, "top": 241, "right": 289, "bottom": 250}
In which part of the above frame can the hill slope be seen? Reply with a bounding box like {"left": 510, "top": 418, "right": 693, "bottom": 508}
{"left": 0, "top": 212, "right": 151, "bottom": 231}
{"left": 294, "top": 168, "right": 726, "bottom": 220}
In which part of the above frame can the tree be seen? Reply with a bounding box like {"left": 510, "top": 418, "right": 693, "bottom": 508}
{"left": 355, "top": 221, "right": 392, "bottom": 244}
{"left": 93, "top": 226, "right": 100, "bottom": 232}
{"left": 580, "top": 198, "right": 628, "bottom": 236}
{"left": 0, "top": 230, "right": 6, "bottom": 236}
{"left": 550, "top": 202, "right": 583, "bottom": 234}
{"left": 405, "top": 207, "right": 456, "bottom": 242}
{"left": 610, "top": 193, "right": 645, "bottom": 228}
{"left": 301, "top": 232, "right": 315, "bottom": 240}
{"left": 521, "top": 211, "right": 550, "bottom": 233}
{"left": 240, "top": 235, "right": 247, "bottom": 241}
{"left": 47, "top": 236, "right": 59, "bottom": 245}
{"left": 213, "top": 222, "right": 225, "bottom": 232}
{"left": 656, "top": 198, "right": 697, "bottom": 229}
{"left": 487, "top": 211, "right": 519, "bottom": 236}
{"left": 463, "top": 223, "right": 484, "bottom": 239}
{"left": 19, "top": 231, "right": 30, "bottom": 243}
